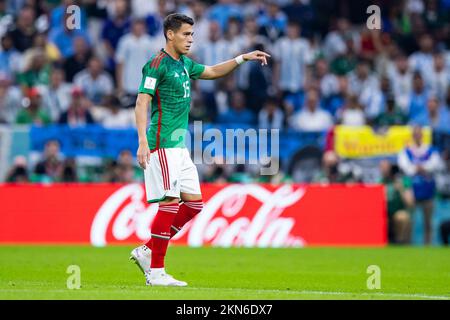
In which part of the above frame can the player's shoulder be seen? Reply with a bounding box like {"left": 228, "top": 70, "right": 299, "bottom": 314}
{"left": 144, "top": 51, "right": 169, "bottom": 71}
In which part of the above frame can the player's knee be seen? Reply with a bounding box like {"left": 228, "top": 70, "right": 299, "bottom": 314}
{"left": 159, "top": 196, "right": 180, "bottom": 205}
{"left": 184, "top": 200, "right": 203, "bottom": 216}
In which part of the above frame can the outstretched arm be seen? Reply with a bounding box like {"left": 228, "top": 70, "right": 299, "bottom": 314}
{"left": 199, "top": 50, "right": 271, "bottom": 80}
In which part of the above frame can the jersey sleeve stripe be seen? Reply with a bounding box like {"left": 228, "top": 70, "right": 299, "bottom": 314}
{"left": 150, "top": 52, "right": 163, "bottom": 68}
{"left": 154, "top": 53, "right": 167, "bottom": 69}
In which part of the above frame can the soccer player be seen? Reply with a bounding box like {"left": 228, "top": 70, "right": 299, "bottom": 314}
{"left": 130, "top": 13, "right": 270, "bottom": 287}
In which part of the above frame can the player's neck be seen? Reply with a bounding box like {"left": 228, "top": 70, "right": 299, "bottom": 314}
{"left": 163, "top": 46, "right": 181, "bottom": 61}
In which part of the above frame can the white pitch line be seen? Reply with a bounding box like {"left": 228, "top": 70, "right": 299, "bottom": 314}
{"left": 178, "top": 287, "right": 450, "bottom": 300}
{"left": 0, "top": 287, "right": 448, "bottom": 300}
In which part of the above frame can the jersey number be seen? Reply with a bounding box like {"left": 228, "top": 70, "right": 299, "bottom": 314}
{"left": 182, "top": 81, "right": 190, "bottom": 98}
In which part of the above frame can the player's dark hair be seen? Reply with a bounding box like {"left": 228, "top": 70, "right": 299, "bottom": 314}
{"left": 163, "top": 13, "right": 194, "bottom": 40}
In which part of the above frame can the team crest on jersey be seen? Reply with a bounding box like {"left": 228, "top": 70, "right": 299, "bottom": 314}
{"left": 144, "top": 76, "right": 157, "bottom": 90}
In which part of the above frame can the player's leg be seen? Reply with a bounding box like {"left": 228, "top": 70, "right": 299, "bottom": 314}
{"left": 170, "top": 149, "right": 204, "bottom": 239}
{"left": 131, "top": 149, "right": 182, "bottom": 281}
{"left": 170, "top": 192, "right": 203, "bottom": 238}
{"left": 143, "top": 148, "right": 187, "bottom": 286}
{"left": 145, "top": 196, "right": 188, "bottom": 286}
{"left": 130, "top": 150, "right": 167, "bottom": 274}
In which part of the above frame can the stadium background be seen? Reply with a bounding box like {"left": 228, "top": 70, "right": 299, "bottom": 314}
{"left": 0, "top": 0, "right": 449, "bottom": 248}
{"left": 1, "top": 0, "right": 450, "bottom": 301}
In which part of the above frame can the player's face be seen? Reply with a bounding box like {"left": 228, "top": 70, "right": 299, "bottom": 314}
{"left": 173, "top": 23, "right": 194, "bottom": 55}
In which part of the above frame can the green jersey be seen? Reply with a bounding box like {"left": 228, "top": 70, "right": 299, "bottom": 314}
{"left": 138, "top": 49, "right": 205, "bottom": 150}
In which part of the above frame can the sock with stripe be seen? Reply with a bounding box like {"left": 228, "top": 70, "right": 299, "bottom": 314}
{"left": 170, "top": 200, "right": 204, "bottom": 238}
{"left": 145, "top": 203, "right": 179, "bottom": 268}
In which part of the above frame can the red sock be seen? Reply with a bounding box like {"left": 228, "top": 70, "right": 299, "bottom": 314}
{"left": 145, "top": 203, "right": 179, "bottom": 268}
{"left": 170, "top": 200, "right": 203, "bottom": 238}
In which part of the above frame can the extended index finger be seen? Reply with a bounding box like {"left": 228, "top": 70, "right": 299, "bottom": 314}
{"left": 257, "top": 51, "right": 271, "bottom": 57}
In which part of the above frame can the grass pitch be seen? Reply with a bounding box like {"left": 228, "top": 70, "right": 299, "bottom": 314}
{"left": 0, "top": 246, "right": 449, "bottom": 300}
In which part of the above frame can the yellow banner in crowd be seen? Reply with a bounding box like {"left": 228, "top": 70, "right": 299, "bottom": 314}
{"left": 334, "top": 125, "right": 432, "bottom": 158}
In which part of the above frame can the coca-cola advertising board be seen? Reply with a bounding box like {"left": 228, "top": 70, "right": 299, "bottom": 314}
{"left": 0, "top": 183, "right": 387, "bottom": 246}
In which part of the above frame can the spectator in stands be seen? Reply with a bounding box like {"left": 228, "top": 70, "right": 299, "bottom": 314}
{"left": 409, "top": 34, "right": 434, "bottom": 76}
{"left": 273, "top": 21, "right": 312, "bottom": 110}
{"left": 373, "top": 95, "right": 408, "bottom": 128}
{"left": 144, "top": 0, "right": 168, "bottom": 36}
{"left": 0, "top": 33, "right": 22, "bottom": 79}
{"left": 257, "top": 1, "right": 287, "bottom": 43}
{"left": 398, "top": 126, "right": 443, "bottom": 245}
{"left": 228, "top": 163, "right": 254, "bottom": 183}
{"left": 40, "top": 67, "right": 72, "bottom": 122}
{"left": 33, "top": 139, "right": 63, "bottom": 183}
{"left": 61, "top": 158, "right": 77, "bottom": 182}
{"left": 102, "top": 159, "right": 121, "bottom": 182}
{"left": 313, "top": 150, "right": 343, "bottom": 183}
{"left": 281, "top": 0, "right": 315, "bottom": 38}
{"left": 289, "top": 88, "right": 333, "bottom": 132}
{"left": 63, "top": 36, "right": 92, "bottom": 82}
{"left": 258, "top": 96, "right": 284, "bottom": 130}
{"left": 201, "top": 156, "right": 229, "bottom": 183}
{"left": 323, "top": 17, "right": 359, "bottom": 61}
{"left": 359, "top": 28, "right": 383, "bottom": 61}
{"left": 236, "top": 15, "right": 270, "bottom": 55}
{"left": 5, "top": 155, "right": 29, "bottom": 183}
{"left": 387, "top": 54, "right": 412, "bottom": 112}
{"left": 338, "top": 94, "right": 366, "bottom": 126}
{"left": 348, "top": 60, "right": 379, "bottom": 107}
{"left": 101, "top": 0, "right": 130, "bottom": 72}
{"left": 440, "top": 219, "right": 450, "bottom": 245}
{"left": 362, "top": 76, "right": 391, "bottom": 120}
{"left": 58, "top": 86, "right": 95, "bottom": 126}
{"left": 48, "top": 9, "right": 91, "bottom": 59}
{"left": 15, "top": 87, "right": 51, "bottom": 125}
{"left": 193, "top": 21, "right": 232, "bottom": 120}
{"left": 208, "top": 0, "right": 241, "bottom": 32}
{"left": 410, "top": 96, "right": 450, "bottom": 130}
{"left": 408, "top": 71, "right": 429, "bottom": 119}
{"left": 379, "top": 160, "right": 414, "bottom": 244}
{"left": 17, "top": 48, "right": 51, "bottom": 90}
{"left": 115, "top": 18, "right": 154, "bottom": 104}
{"left": 329, "top": 32, "right": 359, "bottom": 76}
{"left": 92, "top": 95, "right": 134, "bottom": 128}
{"left": 73, "top": 56, "right": 114, "bottom": 104}
{"left": 23, "top": 32, "right": 61, "bottom": 65}
{"left": 8, "top": 5, "right": 36, "bottom": 53}
{"left": 0, "top": 73, "right": 22, "bottom": 124}
{"left": 189, "top": 0, "right": 209, "bottom": 47}
{"left": 217, "top": 90, "right": 255, "bottom": 126}
{"left": 424, "top": 53, "right": 448, "bottom": 102}
{"left": 116, "top": 149, "right": 142, "bottom": 182}
{"left": 130, "top": 0, "right": 157, "bottom": 19}
{"left": 240, "top": 43, "right": 271, "bottom": 114}
{"left": 322, "top": 76, "right": 348, "bottom": 118}
{"left": 310, "top": 58, "right": 339, "bottom": 102}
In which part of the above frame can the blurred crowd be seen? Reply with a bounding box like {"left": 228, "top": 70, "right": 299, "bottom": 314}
{"left": 1, "top": 0, "right": 450, "bottom": 244}
{"left": 0, "top": 0, "right": 449, "bottom": 129}
{"left": 1, "top": 0, "right": 449, "bottom": 174}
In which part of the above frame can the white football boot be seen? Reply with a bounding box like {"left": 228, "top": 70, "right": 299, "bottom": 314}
{"left": 145, "top": 269, "right": 188, "bottom": 287}
{"left": 129, "top": 245, "right": 151, "bottom": 274}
